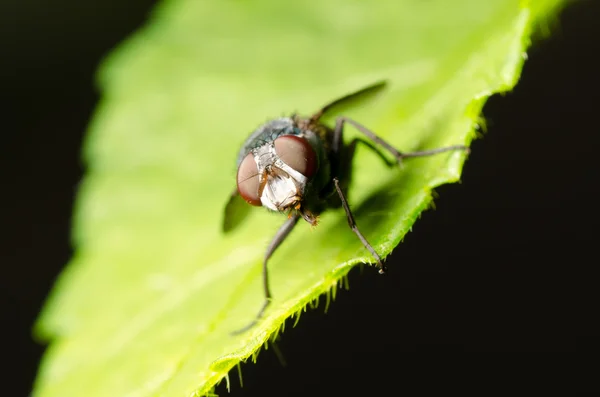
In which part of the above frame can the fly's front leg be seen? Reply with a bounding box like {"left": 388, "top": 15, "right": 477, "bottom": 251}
{"left": 333, "top": 178, "right": 387, "bottom": 274}
{"left": 232, "top": 213, "right": 300, "bottom": 334}
{"left": 332, "top": 116, "right": 469, "bottom": 163}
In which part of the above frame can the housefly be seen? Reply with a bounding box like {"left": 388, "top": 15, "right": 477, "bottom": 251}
{"left": 223, "top": 81, "right": 469, "bottom": 332}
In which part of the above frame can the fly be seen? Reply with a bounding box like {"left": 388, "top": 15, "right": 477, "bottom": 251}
{"left": 223, "top": 81, "right": 469, "bottom": 333}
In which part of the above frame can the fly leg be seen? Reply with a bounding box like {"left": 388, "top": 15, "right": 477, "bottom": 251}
{"left": 332, "top": 116, "right": 469, "bottom": 163}
{"left": 232, "top": 213, "right": 300, "bottom": 334}
{"left": 330, "top": 116, "right": 469, "bottom": 274}
{"left": 346, "top": 138, "right": 398, "bottom": 167}
{"left": 333, "top": 178, "right": 387, "bottom": 274}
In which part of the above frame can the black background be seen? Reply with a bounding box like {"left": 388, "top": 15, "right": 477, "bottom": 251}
{"left": 2, "top": 1, "right": 599, "bottom": 396}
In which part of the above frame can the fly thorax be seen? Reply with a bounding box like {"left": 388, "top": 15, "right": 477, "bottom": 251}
{"left": 252, "top": 143, "right": 308, "bottom": 211}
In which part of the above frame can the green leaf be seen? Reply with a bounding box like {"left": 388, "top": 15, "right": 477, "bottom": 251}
{"left": 33, "top": 1, "right": 565, "bottom": 396}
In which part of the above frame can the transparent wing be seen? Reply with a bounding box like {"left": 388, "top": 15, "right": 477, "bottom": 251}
{"left": 311, "top": 80, "right": 388, "bottom": 122}
{"left": 222, "top": 187, "right": 253, "bottom": 233}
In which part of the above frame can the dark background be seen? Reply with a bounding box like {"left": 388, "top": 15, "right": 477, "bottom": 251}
{"left": 2, "top": 1, "right": 599, "bottom": 396}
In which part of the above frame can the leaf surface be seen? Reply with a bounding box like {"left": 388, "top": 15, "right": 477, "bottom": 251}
{"left": 34, "top": 1, "right": 564, "bottom": 396}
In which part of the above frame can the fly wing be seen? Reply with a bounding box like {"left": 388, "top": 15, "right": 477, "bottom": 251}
{"left": 311, "top": 80, "right": 388, "bottom": 122}
{"left": 223, "top": 187, "right": 253, "bottom": 233}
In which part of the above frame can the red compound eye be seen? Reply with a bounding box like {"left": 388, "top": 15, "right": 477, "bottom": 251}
{"left": 236, "top": 153, "right": 261, "bottom": 206}
{"left": 273, "top": 135, "right": 316, "bottom": 177}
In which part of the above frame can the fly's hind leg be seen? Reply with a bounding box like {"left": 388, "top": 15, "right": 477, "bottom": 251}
{"left": 232, "top": 213, "right": 300, "bottom": 334}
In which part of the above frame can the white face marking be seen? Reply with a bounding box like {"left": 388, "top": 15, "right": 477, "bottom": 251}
{"left": 252, "top": 142, "right": 308, "bottom": 211}
{"left": 262, "top": 172, "right": 301, "bottom": 210}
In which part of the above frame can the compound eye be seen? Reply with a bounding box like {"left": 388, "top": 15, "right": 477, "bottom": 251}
{"left": 274, "top": 135, "right": 316, "bottom": 177}
{"left": 237, "top": 153, "right": 261, "bottom": 206}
